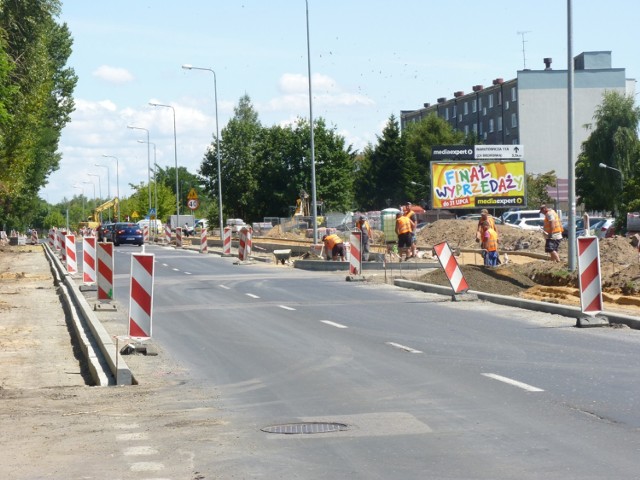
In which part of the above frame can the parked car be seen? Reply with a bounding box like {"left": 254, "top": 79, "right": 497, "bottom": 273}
{"left": 505, "top": 217, "right": 545, "bottom": 230}
{"left": 563, "top": 216, "right": 606, "bottom": 238}
{"left": 592, "top": 218, "right": 615, "bottom": 238}
{"left": 98, "top": 223, "right": 115, "bottom": 242}
{"left": 501, "top": 210, "right": 542, "bottom": 225}
{"left": 111, "top": 222, "right": 143, "bottom": 246}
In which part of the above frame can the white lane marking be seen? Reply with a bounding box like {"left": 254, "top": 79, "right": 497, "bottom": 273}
{"left": 116, "top": 432, "right": 149, "bottom": 441}
{"left": 123, "top": 446, "right": 159, "bottom": 456}
{"left": 184, "top": 271, "right": 192, "bottom": 275}
{"left": 321, "top": 320, "right": 348, "bottom": 329}
{"left": 482, "top": 373, "right": 544, "bottom": 392}
{"left": 246, "top": 293, "right": 260, "bottom": 299}
{"left": 386, "top": 342, "right": 423, "bottom": 354}
{"left": 129, "top": 461, "right": 165, "bottom": 472}
{"left": 113, "top": 423, "right": 139, "bottom": 429}
{"left": 279, "top": 305, "right": 296, "bottom": 311}
{"left": 219, "top": 285, "right": 231, "bottom": 290}
{"left": 162, "top": 263, "right": 169, "bottom": 267}
{"left": 172, "top": 268, "right": 179, "bottom": 271}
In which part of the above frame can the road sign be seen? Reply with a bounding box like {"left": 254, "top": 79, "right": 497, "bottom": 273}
{"left": 187, "top": 198, "right": 200, "bottom": 210}
{"left": 148, "top": 208, "right": 156, "bottom": 220}
{"left": 187, "top": 188, "right": 198, "bottom": 200}
{"left": 474, "top": 144, "right": 524, "bottom": 159}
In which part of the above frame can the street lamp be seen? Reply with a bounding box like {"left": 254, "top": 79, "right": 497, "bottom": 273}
{"left": 82, "top": 180, "right": 96, "bottom": 223}
{"left": 87, "top": 173, "right": 102, "bottom": 223}
{"left": 599, "top": 162, "right": 624, "bottom": 216}
{"left": 305, "top": 0, "right": 319, "bottom": 244}
{"left": 94, "top": 163, "right": 111, "bottom": 221}
{"left": 149, "top": 102, "right": 179, "bottom": 229}
{"left": 181, "top": 64, "right": 224, "bottom": 237}
{"left": 139, "top": 139, "right": 159, "bottom": 237}
{"left": 102, "top": 155, "right": 120, "bottom": 220}
{"left": 127, "top": 125, "right": 152, "bottom": 214}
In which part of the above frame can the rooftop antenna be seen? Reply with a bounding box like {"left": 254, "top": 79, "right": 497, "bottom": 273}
{"left": 517, "top": 30, "right": 531, "bottom": 69}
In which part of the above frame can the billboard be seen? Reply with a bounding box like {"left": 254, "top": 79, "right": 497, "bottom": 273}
{"left": 430, "top": 160, "right": 526, "bottom": 209}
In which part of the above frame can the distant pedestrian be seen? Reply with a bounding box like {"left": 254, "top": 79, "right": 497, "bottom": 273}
{"left": 540, "top": 204, "right": 563, "bottom": 262}
{"left": 480, "top": 220, "right": 499, "bottom": 267}
{"left": 402, "top": 202, "right": 417, "bottom": 258}
{"left": 355, "top": 215, "right": 372, "bottom": 261}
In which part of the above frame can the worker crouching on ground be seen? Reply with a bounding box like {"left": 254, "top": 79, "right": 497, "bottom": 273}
{"left": 395, "top": 212, "right": 415, "bottom": 261}
{"left": 322, "top": 233, "right": 346, "bottom": 261}
{"left": 355, "top": 215, "right": 372, "bottom": 261}
{"left": 540, "top": 204, "right": 563, "bottom": 262}
{"left": 480, "top": 220, "right": 499, "bottom": 267}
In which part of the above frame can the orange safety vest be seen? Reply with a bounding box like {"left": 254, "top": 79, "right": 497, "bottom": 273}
{"left": 396, "top": 216, "right": 412, "bottom": 235}
{"left": 543, "top": 209, "right": 563, "bottom": 235}
{"left": 477, "top": 216, "right": 498, "bottom": 238}
{"left": 483, "top": 228, "right": 498, "bottom": 251}
{"left": 356, "top": 219, "right": 372, "bottom": 237}
{"left": 323, "top": 234, "right": 343, "bottom": 250}
{"left": 404, "top": 210, "right": 416, "bottom": 231}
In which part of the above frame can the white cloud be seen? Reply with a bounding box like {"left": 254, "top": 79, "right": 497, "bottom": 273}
{"left": 92, "top": 65, "right": 135, "bottom": 84}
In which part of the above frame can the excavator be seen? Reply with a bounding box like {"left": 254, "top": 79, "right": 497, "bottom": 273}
{"left": 79, "top": 198, "right": 119, "bottom": 230}
{"left": 292, "top": 189, "right": 324, "bottom": 227}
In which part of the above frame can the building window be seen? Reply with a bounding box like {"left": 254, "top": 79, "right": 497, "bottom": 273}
{"left": 489, "top": 119, "right": 494, "bottom": 133}
{"left": 472, "top": 99, "right": 477, "bottom": 113}
{"left": 505, "top": 101, "right": 510, "bottom": 110}
{"left": 488, "top": 94, "right": 493, "bottom": 108}
{"left": 511, "top": 88, "right": 517, "bottom": 102}
{"left": 464, "top": 125, "right": 469, "bottom": 135}
{"left": 445, "top": 108, "right": 449, "bottom": 121}
{"left": 483, "top": 132, "right": 488, "bottom": 140}
{"left": 478, "top": 97, "right": 483, "bottom": 110}
{"left": 479, "top": 122, "right": 483, "bottom": 135}
{"left": 464, "top": 102, "right": 469, "bottom": 115}
{"left": 497, "top": 117, "right": 503, "bottom": 131}
{"left": 512, "top": 138, "right": 519, "bottom": 144}
{"left": 511, "top": 113, "right": 518, "bottom": 128}
{"left": 458, "top": 114, "right": 463, "bottom": 123}
{"left": 472, "top": 124, "right": 477, "bottom": 134}
{"left": 483, "top": 107, "right": 487, "bottom": 116}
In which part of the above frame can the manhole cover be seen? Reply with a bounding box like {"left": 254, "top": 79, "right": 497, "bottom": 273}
{"left": 261, "top": 422, "right": 349, "bottom": 435}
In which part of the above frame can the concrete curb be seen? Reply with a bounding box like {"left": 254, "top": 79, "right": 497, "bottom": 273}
{"left": 293, "top": 259, "right": 440, "bottom": 272}
{"left": 44, "top": 244, "right": 132, "bottom": 385}
{"left": 394, "top": 278, "right": 640, "bottom": 329}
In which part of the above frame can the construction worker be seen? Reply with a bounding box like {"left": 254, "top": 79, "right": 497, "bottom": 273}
{"left": 476, "top": 209, "right": 497, "bottom": 242}
{"left": 540, "top": 204, "right": 563, "bottom": 262}
{"left": 322, "top": 233, "right": 346, "bottom": 261}
{"left": 395, "top": 212, "right": 414, "bottom": 261}
{"left": 480, "top": 220, "right": 499, "bottom": 267}
{"left": 355, "top": 215, "right": 372, "bottom": 261}
{"left": 403, "top": 202, "right": 417, "bottom": 258}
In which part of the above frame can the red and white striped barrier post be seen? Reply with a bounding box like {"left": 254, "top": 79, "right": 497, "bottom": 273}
{"left": 164, "top": 224, "right": 171, "bottom": 244}
{"left": 176, "top": 227, "right": 183, "bottom": 248}
{"left": 59, "top": 231, "right": 67, "bottom": 262}
{"left": 82, "top": 236, "right": 97, "bottom": 285}
{"left": 97, "top": 242, "right": 114, "bottom": 301}
{"left": 48, "top": 228, "right": 55, "bottom": 249}
{"left": 128, "top": 252, "right": 154, "bottom": 339}
{"left": 238, "top": 227, "right": 252, "bottom": 261}
{"left": 433, "top": 241, "right": 469, "bottom": 295}
{"left": 222, "top": 226, "right": 232, "bottom": 255}
{"left": 200, "top": 228, "right": 208, "bottom": 254}
{"left": 143, "top": 224, "right": 149, "bottom": 243}
{"left": 65, "top": 234, "right": 77, "bottom": 274}
{"left": 577, "top": 236, "right": 603, "bottom": 315}
{"left": 349, "top": 231, "right": 362, "bottom": 275}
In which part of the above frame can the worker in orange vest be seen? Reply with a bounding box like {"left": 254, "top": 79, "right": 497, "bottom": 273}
{"left": 403, "top": 202, "right": 418, "bottom": 258}
{"left": 395, "top": 212, "right": 414, "bottom": 261}
{"left": 480, "top": 220, "right": 499, "bottom": 267}
{"left": 322, "top": 233, "right": 346, "bottom": 261}
{"left": 355, "top": 215, "right": 372, "bottom": 261}
{"left": 540, "top": 204, "right": 563, "bottom": 262}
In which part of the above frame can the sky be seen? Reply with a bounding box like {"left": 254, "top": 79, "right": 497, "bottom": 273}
{"left": 42, "top": 0, "right": 640, "bottom": 207}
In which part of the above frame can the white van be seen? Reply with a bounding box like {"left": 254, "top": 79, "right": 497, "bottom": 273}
{"left": 137, "top": 219, "right": 163, "bottom": 232}
{"left": 501, "top": 210, "right": 542, "bottom": 226}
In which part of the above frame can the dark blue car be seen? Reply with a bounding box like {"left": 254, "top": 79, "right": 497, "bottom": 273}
{"left": 111, "top": 222, "right": 143, "bottom": 246}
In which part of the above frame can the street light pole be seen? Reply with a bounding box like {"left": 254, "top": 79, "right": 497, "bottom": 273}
{"left": 127, "top": 125, "right": 152, "bottom": 214}
{"left": 305, "top": 0, "right": 319, "bottom": 244}
{"left": 73, "top": 185, "right": 85, "bottom": 222}
{"left": 140, "top": 140, "right": 159, "bottom": 238}
{"left": 102, "top": 155, "right": 120, "bottom": 220}
{"left": 82, "top": 180, "right": 96, "bottom": 223}
{"left": 181, "top": 64, "right": 225, "bottom": 237}
{"left": 94, "top": 163, "right": 111, "bottom": 220}
{"left": 149, "top": 102, "right": 179, "bottom": 229}
{"left": 88, "top": 173, "right": 102, "bottom": 223}
{"left": 599, "top": 162, "right": 624, "bottom": 216}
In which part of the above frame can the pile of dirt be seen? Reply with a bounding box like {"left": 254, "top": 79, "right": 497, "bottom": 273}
{"left": 263, "top": 224, "right": 310, "bottom": 240}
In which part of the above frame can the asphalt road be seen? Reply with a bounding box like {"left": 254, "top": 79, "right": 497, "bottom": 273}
{"left": 109, "top": 244, "right": 640, "bottom": 479}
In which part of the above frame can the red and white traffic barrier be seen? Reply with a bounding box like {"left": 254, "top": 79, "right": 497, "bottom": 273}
{"left": 200, "top": 228, "right": 208, "bottom": 254}
{"left": 238, "top": 227, "right": 252, "bottom": 261}
{"left": 59, "top": 231, "right": 67, "bottom": 262}
{"left": 128, "top": 252, "right": 155, "bottom": 339}
{"left": 48, "top": 228, "right": 56, "bottom": 249}
{"left": 176, "top": 227, "right": 182, "bottom": 248}
{"left": 97, "top": 242, "right": 114, "bottom": 301}
{"left": 143, "top": 224, "right": 149, "bottom": 243}
{"left": 577, "top": 236, "right": 603, "bottom": 314}
{"left": 433, "top": 241, "right": 469, "bottom": 294}
{"left": 65, "top": 234, "right": 77, "bottom": 274}
{"left": 164, "top": 224, "right": 171, "bottom": 244}
{"left": 349, "top": 231, "right": 362, "bottom": 275}
{"left": 222, "top": 226, "right": 232, "bottom": 255}
{"left": 82, "top": 236, "right": 97, "bottom": 285}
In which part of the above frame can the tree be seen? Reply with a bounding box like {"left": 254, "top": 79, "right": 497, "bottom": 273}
{"left": 525, "top": 171, "right": 556, "bottom": 208}
{"left": 576, "top": 91, "right": 640, "bottom": 220}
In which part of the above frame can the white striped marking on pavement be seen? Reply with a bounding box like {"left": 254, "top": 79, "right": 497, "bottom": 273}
{"left": 124, "top": 446, "right": 159, "bottom": 456}
{"left": 172, "top": 268, "right": 179, "bottom": 271}
{"left": 386, "top": 342, "right": 422, "bottom": 354}
{"left": 184, "top": 271, "right": 192, "bottom": 275}
{"left": 321, "top": 320, "right": 348, "bottom": 329}
{"left": 482, "top": 373, "right": 544, "bottom": 392}
{"left": 116, "top": 432, "right": 149, "bottom": 441}
{"left": 129, "top": 461, "right": 165, "bottom": 472}
{"left": 279, "top": 305, "right": 296, "bottom": 311}
{"left": 246, "top": 293, "right": 260, "bottom": 299}
{"left": 162, "top": 263, "right": 169, "bottom": 267}
{"left": 219, "top": 285, "right": 230, "bottom": 289}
